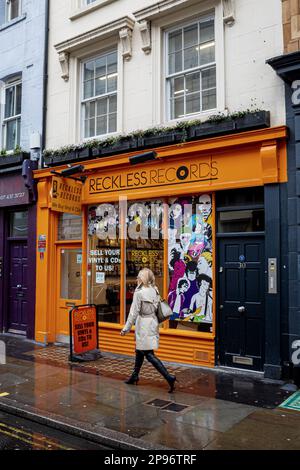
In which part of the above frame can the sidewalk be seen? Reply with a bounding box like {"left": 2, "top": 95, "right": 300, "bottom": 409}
{"left": 0, "top": 334, "right": 300, "bottom": 450}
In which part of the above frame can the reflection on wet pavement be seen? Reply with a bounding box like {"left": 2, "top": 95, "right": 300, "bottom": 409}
{"left": 0, "top": 334, "right": 298, "bottom": 450}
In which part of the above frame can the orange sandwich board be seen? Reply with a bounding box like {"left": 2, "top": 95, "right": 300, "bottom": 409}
{"left": 69, "top": 304, "right": 101, "bottom": 362}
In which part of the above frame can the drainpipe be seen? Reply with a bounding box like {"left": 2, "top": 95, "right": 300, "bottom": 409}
{"left": 41, "top": 0, "right": 49, "bottom": 169}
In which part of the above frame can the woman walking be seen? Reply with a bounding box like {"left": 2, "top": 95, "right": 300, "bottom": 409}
{"left": 120, "top": 268, "right": 177, "bottom": 393}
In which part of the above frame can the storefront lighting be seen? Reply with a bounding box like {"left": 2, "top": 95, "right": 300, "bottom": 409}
{"left": 51, "top": 164, "right": 87, "bottom": 183}
{"left": 129, "top": 151, "right": 157, "bottom": 166}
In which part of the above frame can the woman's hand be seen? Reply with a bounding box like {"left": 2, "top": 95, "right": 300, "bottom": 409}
{"left": 120, "top": 330, "right": 126, "bottom": 336}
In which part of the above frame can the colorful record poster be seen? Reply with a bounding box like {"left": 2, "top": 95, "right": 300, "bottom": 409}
{"left": 167, "top": 194, "right": 213, "bottom": 331}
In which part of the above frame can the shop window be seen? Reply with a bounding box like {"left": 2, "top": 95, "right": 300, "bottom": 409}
{"left": 126, "top": 201, "right": 164, "bottom": 319}
{"left": 2, "top": 77, "right": 22, "bottom": 151}
{"left": 217, "top": 187, "right": 264, "bottom": 208}
{"left": 217, "top": 209, "right": 265, "bottom": 233}
{"left": 82, "top": 50, "right": 117, "bottom": 139}
{"left": 58, "top": 213, "right": 82, "bottom": 240}
{"left": 167, "top": 194, "right": 213, "bottom": 333}
{"left": 60, "top": 249, "right": 82, "bottom": 300}
{"left": 88, "top": 204, "right": 121, "bottom": 323}
{"left": 166, "top": 14, "right": 216, "bottom": 120}
{"left": 9, "top": 211, "right": 28, "bottom": 237}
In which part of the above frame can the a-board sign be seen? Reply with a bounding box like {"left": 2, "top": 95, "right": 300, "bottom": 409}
{"left": 69, "top": 305, "right": 99, "bottom": 361}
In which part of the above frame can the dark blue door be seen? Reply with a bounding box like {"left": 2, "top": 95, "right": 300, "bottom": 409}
{"left": 8, "top": 242, "right": 29, "bottom": 334}
{"left": 218, "top": 237, "right": 265, "bottom": 371}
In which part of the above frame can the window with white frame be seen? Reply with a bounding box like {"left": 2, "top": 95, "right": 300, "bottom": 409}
{"left": 2, "top": 78, "right": 22, "bottom": 151}
{"left": 166, "top": 14, "right": 216, "bottom": 120}
{"left": 82, "top": 51, "right": 118, "bottom": 139}
{"left": 5, "top": 0, "right": 21, "bottom": 22}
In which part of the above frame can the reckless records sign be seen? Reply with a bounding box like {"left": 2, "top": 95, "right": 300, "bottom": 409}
{"left": 51, "top": 176, "right": 82, "bottom": 216}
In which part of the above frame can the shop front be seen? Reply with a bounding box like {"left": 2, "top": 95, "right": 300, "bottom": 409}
{"left": 34, "top": 126, "right": 287, "bottom": 377}
{"left": 0, "top": 171, "right": 37, "bottom": 339}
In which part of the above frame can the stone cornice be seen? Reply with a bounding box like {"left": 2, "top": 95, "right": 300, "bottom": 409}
{"left": 54, "top": 16, "right": 135, "bottom": 54}
{"left": 133, "top": 0, "right": 201, "bottom": 22}
{"left": 267, "top": 51, "right": 300, "bottom": 84}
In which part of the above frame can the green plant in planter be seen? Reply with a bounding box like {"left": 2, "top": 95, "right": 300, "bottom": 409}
{"left": 0, "top": 148, "right": 7, "bottom": 156}
{"left": 14, "top": 145, "right": 22, "bottom": 155}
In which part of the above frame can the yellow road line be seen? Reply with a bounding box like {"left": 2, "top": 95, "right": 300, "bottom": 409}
{"left": 0, "top": 427, "right": 51, "bottom": 449}
{"left": 0, "top": 423, "right": 73, "bottom": 451}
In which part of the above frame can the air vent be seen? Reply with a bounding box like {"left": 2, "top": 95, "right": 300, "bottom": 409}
{"left": 194, "top": 350, "right": 210, "bottom": 363}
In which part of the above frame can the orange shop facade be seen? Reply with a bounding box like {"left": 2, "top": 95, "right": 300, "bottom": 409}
{"left": 34, "top": 126, "right": 288, "bottom": 379}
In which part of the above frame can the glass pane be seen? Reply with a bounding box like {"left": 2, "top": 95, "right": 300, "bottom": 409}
{"left": 96, "top": 98, "right": 107, "bottom": 116}
{"left": 16, "top": 83, "right": 22, "bottom": 115}
{"left": 60, "top": 249, "right": 82, "bottom": 300}
{"left": 107, "top": 73, "right": 117, "bottom": 93}
{"left": 107, "top": 52, "right": 117, "bottom": 75}
{"left": 169, "top": 30, "right": 182, "bottom": 53}
{"left": 109, "top": 95, "right": 117, "bottom": 113}
{"left": 96, "top": 116, "right": 107, "bottom": 136}
{"left": 84, "top": 79, "right": 94, "bottom": 99}
{"left": 10, "top": 211, "right": 28, "bottom": 237}
{"left": 200, "top": 19, "right": 215, "bottom": 43}
{"left": 126, "top": 201, "right": 164, "bottom": 319}
{"left": 95, "top": 56, "right": 106, "bottom": 78}
{"left": 58, "top": 214, "right": 82, "bottom": 240}
{"left": 202, "top": 67, "right": 216, "bottom": 90}
{"left": 171, "top": 97, "right": 184, "bottom": 119}
{"left": 199, "top": 43, "right": 215, "bottom": 65}
{"left": 202, "top": 89, "right": 216, "bottom": 111}
{"left": 84, "top": 117, "right": 95, "bottom": 138}
{"left": 6, "top": 119, "right": 17, "bottom": 151}
{"left": 84, "top": 61, "right": 94, "bottom": 81}
{"left": 217, "top": 188, "right": 264, "bottom": 207}
{"left": 170, "top": 76, "right": 185, "bottom": 98}
{"left": 95, "top": 76, "right": 106, "bottom": 96}
{"left": 108, "top": 113, "right": 117, "bottom": 133}
{"left": 85, "top": 101, "right": 95, "bottom": 118}
{"left": 218, "top": 210, "right": 265, "bottom": 233}
{"left": 186, "top": 72, "right": 200, "bottom": 93}
{"left": 5, "top": 86, "right": 14, "bottom": 118}
{"left": 88, "top": 204, "right": 121, "bottom": 324}
{"left": 184, "top": 24, "right": 198, "bottom": 48}
{"left": 169, "top": 52, "right": 182, "bottom": 74}
{"left": 184, "top": 47, "right": 198, "bottom": 70}
{"left": 10, "top": 0, "right": 20, "bottom": 20}
{"left": 186, "top": 93, "right": 200, "bottom": 115}
{"left": 168, "top": 195, "right": 213, "bottom": 333}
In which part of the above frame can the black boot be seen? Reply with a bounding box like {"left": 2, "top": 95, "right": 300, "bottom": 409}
{"left": 125, "top": 350, "right": 144, "bottom": 385}
{"left": 145, "top": 352, "right": 177, "bottom": 393}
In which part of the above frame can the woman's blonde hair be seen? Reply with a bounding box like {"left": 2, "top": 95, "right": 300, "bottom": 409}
{"left": 137, "top": 268, "right": 156, "bottom": 287}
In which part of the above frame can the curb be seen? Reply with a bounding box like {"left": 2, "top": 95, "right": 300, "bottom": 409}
{"left": 0, "top": 397, "right": 169, "bottom": 451}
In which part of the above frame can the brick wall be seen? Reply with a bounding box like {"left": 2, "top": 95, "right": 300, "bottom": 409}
{"left": 283, "top": 0, "right": 300, "bottom": 52}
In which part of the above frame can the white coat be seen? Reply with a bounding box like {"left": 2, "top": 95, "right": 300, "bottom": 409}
{"left": 122, "top": 285, "right": 160, "bottom": 351}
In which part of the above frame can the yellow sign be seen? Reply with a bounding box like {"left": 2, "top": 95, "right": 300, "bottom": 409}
{"left": 51, "top": 176, "right": 82, "bottom": 215}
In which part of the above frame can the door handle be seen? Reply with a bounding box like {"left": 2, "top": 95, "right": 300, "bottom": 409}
{"left": 238, "top": 306, "right": 246, "bottom": 313}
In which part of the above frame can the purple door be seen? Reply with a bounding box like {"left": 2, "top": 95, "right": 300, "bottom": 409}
{"left": 8, "top": 242, "right": 29, "bottom": 334}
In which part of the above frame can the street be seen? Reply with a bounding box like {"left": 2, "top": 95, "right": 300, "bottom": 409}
{"left": 0, "top": 411, "right": 109, "bottom": 450}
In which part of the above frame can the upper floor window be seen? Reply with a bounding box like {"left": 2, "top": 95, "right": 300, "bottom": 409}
{"left": 166, "top": 15, "right": 216, "bottom": 120}
{"left": 5, "top": 0, "right": 21, "bottom": 22}
{"left": 2, "top": 78, "right": 22, "bottom": 151}
{"left": 82, "top": 50, "right": 118, "bottom": 139}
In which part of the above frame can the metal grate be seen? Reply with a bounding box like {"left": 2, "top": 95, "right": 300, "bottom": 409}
{"left": 144, "top": 399, "right": 191, "bottom": 413}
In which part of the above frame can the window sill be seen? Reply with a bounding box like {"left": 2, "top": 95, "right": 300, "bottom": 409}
{"left": 70, "top": 0, "right": 116, "bottom": 21}
{"left": 0, "top": 14, "right": 27, "bottom": 32}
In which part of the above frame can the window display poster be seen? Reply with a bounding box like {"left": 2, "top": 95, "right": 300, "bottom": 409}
{"left": 168, "top": 194, "right": 213, "bottom": 326}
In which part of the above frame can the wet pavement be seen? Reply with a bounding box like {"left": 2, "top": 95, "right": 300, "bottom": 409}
{"left": 0, "top": 334, "right": 300, "bottom": 450}
{"left": 0, "top": 411, "right": 109, "bottom": 450}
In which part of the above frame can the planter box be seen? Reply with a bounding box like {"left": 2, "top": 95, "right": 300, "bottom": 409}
{"left": 0, "top": 152, "right": 29, "bottom": 168}
{"left": 188, "top": 120, "right": 235, "bottom": 140}
{"left": 139, "top": 131, "right": 185, "bottom": 149}
{"left": 234, "top": 110, "right": 270, "bottom": 131}
{"left": 188, "top": 111, "right": 270, "bottom": 141}
{"left": 100, "top": 137, "right": 138, "bottom": 157}
{"left": 45, "top": 148, "right": 91, "bottom": 167}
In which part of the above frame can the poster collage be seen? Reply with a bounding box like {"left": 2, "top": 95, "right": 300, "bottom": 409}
{"left": 87, "top": 194, "right": 213, "bottom": 329}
